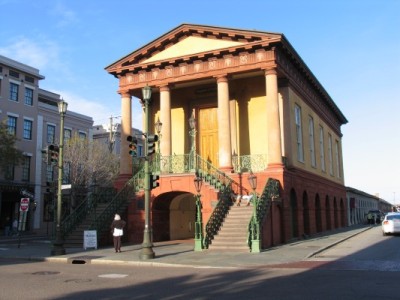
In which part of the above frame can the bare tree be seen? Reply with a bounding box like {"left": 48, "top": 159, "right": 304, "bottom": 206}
{"left": 0, "top": 122, "right": 23, "bottom": 176}
{"left": 62, "top": 135, "right": 119, "bottom": 208}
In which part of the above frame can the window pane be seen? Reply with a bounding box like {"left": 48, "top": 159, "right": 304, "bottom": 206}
{"left": 7, "top": 116, "right": 17, "bottom": 135}
{"left": 47, "top": 125, "right": 55, "bottom": 144}
{"left": 23, "top": 120, "right": 33, "bottom": 140}
{"left": 25, "top": 87, "right": 33, "bottom": 105}
{"left": 9, "top": 82, "right": 19, "bottom": 101}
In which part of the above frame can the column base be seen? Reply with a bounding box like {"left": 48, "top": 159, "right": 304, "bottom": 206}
{"left": 194, "top": 238, "right": 203, "bottom": 251}
{"left": 251, "top": 239, "right": 261, "bottom": 253}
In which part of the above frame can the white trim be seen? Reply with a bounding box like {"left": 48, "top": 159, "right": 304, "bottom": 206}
{"left": 23, "top": 116, "right": 34, "bottom": 121}
{"left": 9, "top": 78, "right": 21, "bottom": 85}
{"left": 22, "top": 152, "right": 33, "bottom": 157}
{"left": 46, "top": 122, "right": 57, "bottom": 127}
{"left": 24, "top": 83, "right": 36, "bottom": 90}
{"left": 7, "top": 112, "right": 19, "bottom": 118}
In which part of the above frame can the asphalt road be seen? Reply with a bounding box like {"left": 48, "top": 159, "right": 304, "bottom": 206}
{"left": 0, "top": 226, "right": 399, "bottom": 300}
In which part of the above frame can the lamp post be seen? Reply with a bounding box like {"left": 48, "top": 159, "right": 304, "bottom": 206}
{"left": 140, "top": 85, "right": 155, "bottom": 260}
{"left": 51, "top": 99, "right": 68, "bottom": 256}
{"left": 248, "top": 171, "right": 260, "bottom": 252}
{"left": 189, "top": 113, "right": 196, "bottom": 171}
{"left": 194, "top": 175, "right": 203, "bottom": 251}
{"left": 154, "top": 117, "right": 162, "bottom": 173}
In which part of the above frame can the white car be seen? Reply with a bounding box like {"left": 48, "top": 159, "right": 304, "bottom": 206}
{"left": 382, "top": 212, "right": 400, "bottom": 236}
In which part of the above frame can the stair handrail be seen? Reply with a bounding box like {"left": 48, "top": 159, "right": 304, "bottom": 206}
{"left": 195, "top": 154, "right": 250, "bottom": 195}
{"left": 203, "top": 187, "right": 233, "bottom": 249}
{"left": 87, "top": 168, "right": 145, "bottom": 235}
{"left": 61, "top": 187, "right": 116, "bottom": 237}
{"left": 248, "top": 178, "right": 280, "bottom": 251}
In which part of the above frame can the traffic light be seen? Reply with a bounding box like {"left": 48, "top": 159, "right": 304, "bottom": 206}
{"left": 147, "top": 134, "right": 158, "bottom": 156}
{"left": 149, "top": 174, "right": 160, "bottom": 190}
{"left": 127, "top": 135, "right": 138, "bottom": 156}
{"left": 48, "top": 144, "right": 59, "bottom": 165}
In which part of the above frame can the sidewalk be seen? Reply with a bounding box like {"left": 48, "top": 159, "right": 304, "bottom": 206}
{"left": 0, "top": 225, "right": 372, "bottom": 269}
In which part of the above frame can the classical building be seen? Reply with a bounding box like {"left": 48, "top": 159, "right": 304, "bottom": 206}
{"left": 0, "top": 55, "right": 93, "bottom": 234}
{"left": 105, "top": 24, "right": 348, "bottom": 250}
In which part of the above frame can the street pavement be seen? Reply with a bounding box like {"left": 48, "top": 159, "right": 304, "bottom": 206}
{"left": 0, "top": 224, "right": 373, "bottom": 269}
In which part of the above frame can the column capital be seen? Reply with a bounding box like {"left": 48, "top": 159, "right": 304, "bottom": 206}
{"left": 119, "top": 90, "right": 131, "bottom": 98}
{"left": 159, "top": 85, "right": 170, "bottom": 92}
{"left": 215, "top": 74, "right": 229, "bottom": 83}
{"left": 264, "top": 67, "right": 277, "bottom": 76}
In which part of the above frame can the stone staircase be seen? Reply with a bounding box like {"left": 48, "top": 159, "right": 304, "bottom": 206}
{"left": 63, "top": 203, "right": 109, "bottom": 248}
{"left": 208, "top": 205, "right": 253, "bottom": 252}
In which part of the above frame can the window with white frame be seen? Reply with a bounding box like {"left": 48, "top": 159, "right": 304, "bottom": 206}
{"left": 47, "top": 124, "right": 55, "bottom": 144}
{"left": 328, "top": 134, "right": 333, "bottom": 176}
{"left": 25, "top": 87, "right": 33, "bottom": 106}
{"left": 4, "top": 164, "right": 14, "bottom": 180}
{"left": 309, "top": 116, "right": 316, "bottom": 167}
{"left": 23, "top": 119, "right": 33, "bottom": 140}
{"left": 22, "top": 156, "right": 31, "bottom": 181}
{"left": 295, "top": 104, "right": 304, "bottom": 162}
{"left": 335, "top": 140, "right": 341, "bottom": 178}
{"left": 319, "top": 126, "right": 326, "bottom": 172}
{"left": 7, "top": 116, "right": 17, "bottom": 136}
{"left": 9, "top": 82, "right": 19, "bottom": 101}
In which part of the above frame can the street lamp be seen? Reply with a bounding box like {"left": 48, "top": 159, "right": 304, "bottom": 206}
{"left": 51, "top": 99, "right": 68, "bottom": 256}
{"left": 140, "top": 85, "right": 155, "bottom": 260}
{"left": 194, "top": 174, "right": 203, "bottom": 251}
{"left": 189, "top": 112, "right": 196, "bottom": 171}
{"left": 154, "top": 117, "right": 162, "bottom": 171}
{"left": 247, "top": 170, "right": 260, "bottom": 252}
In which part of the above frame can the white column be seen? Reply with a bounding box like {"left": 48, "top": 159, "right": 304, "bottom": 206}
{"left": 265, "top": 68, "right": 283, "bottom": 167}
{"left": 120, "top": 91, "right": 132, "bottom": 175}
{"left": 217, "top": 75, "right": 232, "bottom": 171}
{"left": 160, "top": 85, "right": 171, "bottom": 157}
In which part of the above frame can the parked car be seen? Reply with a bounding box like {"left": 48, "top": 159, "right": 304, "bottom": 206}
{"left": 382, "top": 212, "right": 400, "bottom": 236}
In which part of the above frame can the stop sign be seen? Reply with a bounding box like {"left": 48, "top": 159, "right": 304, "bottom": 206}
{"left": 20, "top": 198, "right": 29, "bottom": 212}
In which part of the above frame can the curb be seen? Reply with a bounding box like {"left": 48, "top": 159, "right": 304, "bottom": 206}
{"left": 306, "top": 226, "right": 373, "bottom": 258}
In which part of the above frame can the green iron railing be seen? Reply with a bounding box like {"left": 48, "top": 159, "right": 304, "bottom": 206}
{"left": 62, "top": 187, "right": 116, "bottom": 237}
{"left": 248, "top": 178, "right": 280, "bottom": 250}
{"left": 232, "top": 154, "right": 267, "bottom": 173}
{"left": 87, "top": 175, "right": 141, "bottom": 234}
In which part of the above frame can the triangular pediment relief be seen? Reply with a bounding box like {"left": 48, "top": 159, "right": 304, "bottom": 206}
{"left": 142, "top": 36, "right": 245, "bottom": 64}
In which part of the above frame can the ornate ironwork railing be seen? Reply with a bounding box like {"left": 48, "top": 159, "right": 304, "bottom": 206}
{"left": 88, "top": 176, "right": 138, "bottom": 234}
{"left": 203, "top": 187, "right": 233, "bottom": 248}
{"left": 232, "top": 154, "right": 268, "bottom": 173}
{"left": 62, "top": 187, "right": 116, "bottom": 237}
{"left": 248, "top": 178, "right": 280, "bottom": 251}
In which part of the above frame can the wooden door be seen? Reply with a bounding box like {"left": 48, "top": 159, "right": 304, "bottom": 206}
{"left": 199, "top": 107, "right": 219, "bottom": 167}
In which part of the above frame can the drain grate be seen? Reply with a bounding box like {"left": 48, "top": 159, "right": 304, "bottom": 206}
{"left": 67, "top": 255, "right": 103, "bottom": 264}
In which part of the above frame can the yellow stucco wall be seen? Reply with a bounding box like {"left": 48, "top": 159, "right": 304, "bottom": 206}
{"left": 287, "top": 88, "right": 344, "bottom": 185}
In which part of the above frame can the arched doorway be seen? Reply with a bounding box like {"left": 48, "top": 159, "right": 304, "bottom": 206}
{"left": 169, "top": 193, "right": 196, "bottom": 240}
{"left": 326, "top": 196, "right": 331, "bottom": 231}
{"left": 303, "top": 191, "right": 310, "bottom": 235}
{"left": 152, "top": 191, "right": 195, "bottom": 241}
{"left": 334, "top": 197, "right": 338, "bottom": 228}
{"left": 290, "top": 189, "right": 298, "bottom": 239}
{"left": 315, "top": 194, "right": 322, "bottom": 233}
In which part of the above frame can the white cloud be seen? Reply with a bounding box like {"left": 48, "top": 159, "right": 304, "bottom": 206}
{"left": 0, "top": 36, "right": 62, "bottom": 71}
{"left": 49, "top": 1, "right": 79, "bottom": 28}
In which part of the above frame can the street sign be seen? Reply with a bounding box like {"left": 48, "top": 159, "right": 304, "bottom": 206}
{"left": 61, "top": 184, "right": 72, "bottom": 190}
{"left": 20, "top": 198, "right": 30, "bottom": 212}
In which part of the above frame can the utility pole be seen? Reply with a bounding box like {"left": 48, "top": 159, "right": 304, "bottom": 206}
{"left": 108, "top": 115, "right": 120, "bottom": 153}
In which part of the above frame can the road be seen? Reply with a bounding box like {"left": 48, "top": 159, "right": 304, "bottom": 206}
{"left": 0, "top": 226, "right": 399, "bottom": 300}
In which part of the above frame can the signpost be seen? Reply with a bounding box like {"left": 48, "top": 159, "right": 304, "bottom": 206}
{"left": 20, "top": 198, "right": 30, "bottom": 212}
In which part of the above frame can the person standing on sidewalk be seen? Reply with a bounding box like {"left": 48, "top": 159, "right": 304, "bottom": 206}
{"left": 110, "top": 214, "right": 126, "bottom": 253}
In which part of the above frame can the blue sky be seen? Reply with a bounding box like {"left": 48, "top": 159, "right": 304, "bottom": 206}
{"left": 1, "top": 0, "right": 399, "bottom": 203}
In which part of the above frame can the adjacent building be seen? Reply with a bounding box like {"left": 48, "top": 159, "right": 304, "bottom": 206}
{"left": 0, "top": 55, "right": 93, "bottom": 234}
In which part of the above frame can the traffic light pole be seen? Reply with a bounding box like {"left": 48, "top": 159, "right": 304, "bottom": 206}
{"left": 51, "top": 101, "right": 67, "bottom": 256}
{"left": 140, "top": 87, "right": 155, "bottom": 260}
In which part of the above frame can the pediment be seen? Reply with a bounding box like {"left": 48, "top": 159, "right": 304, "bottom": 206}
{"left": 142, "top": 36, "right": 245, "bottom": 64}
{"left": 106, "top": 24, "right": 283, "bottom": 73}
